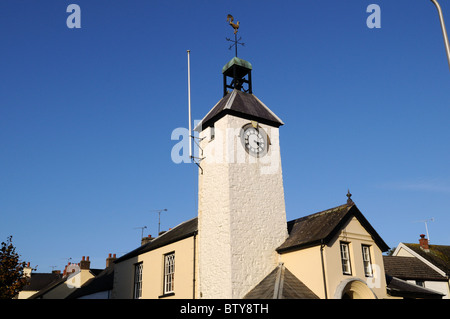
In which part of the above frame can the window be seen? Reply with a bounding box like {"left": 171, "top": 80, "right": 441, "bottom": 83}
{"left": 362, "top": 245, "right": 373, "bottom": 277}
{"left": 133, "top": 263, "right": 143, "bottom": 299}
{"left": 209, "top": 125, "right": 215, "bottom": 141}
{"left": 164, "top": 253, "right": 175, "bottom": 294}
{"left": 340, "top": 242, "right": 352, "bottom": 275}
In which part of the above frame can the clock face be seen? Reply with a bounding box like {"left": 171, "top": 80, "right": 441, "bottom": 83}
{"left": 240, "top": 124, "right": 269, "bottom": 157}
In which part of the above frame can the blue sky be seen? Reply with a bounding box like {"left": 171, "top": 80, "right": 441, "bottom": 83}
{"left": 1, "top": 0, "right": 449, "bottom": 271}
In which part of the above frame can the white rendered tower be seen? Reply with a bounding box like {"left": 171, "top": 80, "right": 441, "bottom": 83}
{"left": 195, "top": 57, "right": 288, "bottom": 298}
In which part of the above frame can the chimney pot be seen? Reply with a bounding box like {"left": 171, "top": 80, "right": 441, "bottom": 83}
{"left": 27, "top": 262, "right": 30, "bottom": 267}
{"left": 82, "top": 256, "right": 85, "bottom": 261}
{"left": 80, "top": 255, "right": 91, "bottom": 270}
{"left": 106, "top": 253, "right": 117, "bottom": 268}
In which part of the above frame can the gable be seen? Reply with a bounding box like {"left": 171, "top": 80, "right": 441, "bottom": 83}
{"left": 395, "top": 243, "right": 450, "bottom": 276}
{"left": 277, "top": 203, "right": 389, "bottom": 253}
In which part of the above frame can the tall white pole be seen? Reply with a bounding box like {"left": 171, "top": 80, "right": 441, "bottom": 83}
{"left": 430, "top": 0, "right": 450, "bottom": 70}
{"left": 187, "top": 50, "right": 192, "bottom": 159}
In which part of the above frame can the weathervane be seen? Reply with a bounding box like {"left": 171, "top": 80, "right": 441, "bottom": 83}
{"left": 226, "top": 14, "right": 245, "bottom": 57}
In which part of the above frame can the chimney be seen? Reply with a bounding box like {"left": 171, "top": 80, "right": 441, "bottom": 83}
{"left": 80, "top": 256, "right": 91, "bottom": 270}
{"left": 63, "top": 263, "right": 69, "bottom": 277}
{"left": 141, "top": 234, "right": 153, "bottom": 246}
{"left": 23, "top": 262, "right": 32, "bottom": 278}
{"left": 419, "top": 234, "right": 430, "bottom": 251}
{"left": 106, "top": 253, "right": 117, "bottom": 268}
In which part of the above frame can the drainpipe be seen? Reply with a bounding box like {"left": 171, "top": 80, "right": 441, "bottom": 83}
{"left": 320, "top": 240, "right": 328, "bottom": 299}
{"left": 193, "top": 231, "right": 197, "bottom": 299}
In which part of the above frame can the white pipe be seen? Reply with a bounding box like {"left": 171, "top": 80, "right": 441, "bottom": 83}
{"left": 430, "top": 0, "right": 450, "bottom": 70}
{"left": 425, "top": 220, "right": 430, "bottom": 242}
{"left": 187, "top": 50, "right": 192, "bottom": 159}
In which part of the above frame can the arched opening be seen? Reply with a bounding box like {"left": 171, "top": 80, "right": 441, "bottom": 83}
{"left": 334, "top": 278, "right": 377, "bottom": 299}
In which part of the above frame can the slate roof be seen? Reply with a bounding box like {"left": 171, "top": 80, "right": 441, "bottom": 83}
{"left": 66, "top": 265, "right": 114, "bottom": 299}
{"left": 383, "top": 256, "right": 447, "bottom": 281}
{"left": 244, "top": 263, "right": 319, "bottom": 299}
{"left": 29, "top": 269, "right": 104, "bottom": 299}
{"left": 403, "top": 243, "right": 450, "bottom": 275}
{"left": 194, "top": 89, "right": 284, "bottom": 132}
{"left": 115, "top": 217, "right": 198, "bottom": 264}
{"left": 28, "top": 277, "right": 66, "bottom": 299}
{"left": 21, "top": 273, "right": 62, "bottom": 292}
{"left": 277, "top": 202, "right": 389, "bottom": 253}
{"left": 385, "top": 275, "right": 444, "bottom": 299}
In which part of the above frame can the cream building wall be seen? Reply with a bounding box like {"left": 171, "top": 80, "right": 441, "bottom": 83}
{"left": 325, "top": 217, "right": 387, "bottom": 299}
{"left": 280, "top": 246, "right": 325, "bottom": 298}
{"left": 281, "top": 216, "right": 387, "bottom": 299}
{"left": 17, "top": 289, "right": 36, "bottom": 299}
{"left": 113, "top": 235, "right": 197, "bottom": 299}
{"left": 17, "top": 266, "right": 34, "bottom": 299}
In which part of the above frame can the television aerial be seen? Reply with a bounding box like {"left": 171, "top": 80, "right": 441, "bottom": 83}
{"left": 413, "top": 217, "right": 434, "bottom": 242}
{"left": 150, "top": 209, "right": 168, "bottom": 235}
{"left": 133, "top": 226, "right": 147, "bottom": 241}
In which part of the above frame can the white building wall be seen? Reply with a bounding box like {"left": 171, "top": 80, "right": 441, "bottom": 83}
{"left": 424, "top": 281, "right": 449, "bottom": 299}
{"left": 197, "top": 114, "right": 288, "bottom": 299}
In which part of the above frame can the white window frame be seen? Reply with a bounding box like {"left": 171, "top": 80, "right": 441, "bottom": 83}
{"left": 340, "top": 242, "right": 352, "bottom": 275}
{"left": 362, "top": 245, "right": 373, "bottom": 277}
{"left": 163, "top": 252, "right": 175, "bottom": 294}
{"left": 133, "top": 262, "right": 143, "bottom": 299}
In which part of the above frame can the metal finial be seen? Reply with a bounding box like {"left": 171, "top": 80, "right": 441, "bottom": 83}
{"left": 346, "top": 189, "right": 353, "bottom": 205}
{"left": 226, "top": 14, "right": 245, "bottom": 57}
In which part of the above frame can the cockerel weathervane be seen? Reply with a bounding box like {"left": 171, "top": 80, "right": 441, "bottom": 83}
{"left": 227, "top": 14, "right": 239, "bottom": 34}
{"left": 226, "top": 14, "right": 245, "bottom": 57}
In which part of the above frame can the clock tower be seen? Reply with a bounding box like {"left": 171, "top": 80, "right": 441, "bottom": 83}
{"left": 195, "top": 57, "right": 288, "bottom": 299}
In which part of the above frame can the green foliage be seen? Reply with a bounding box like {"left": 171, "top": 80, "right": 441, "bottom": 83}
{"left": 0, "top": 236, "right": 28, "bottom": 299}
{"left": 384, "top": 247, "right": 396, "bottom": 256}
